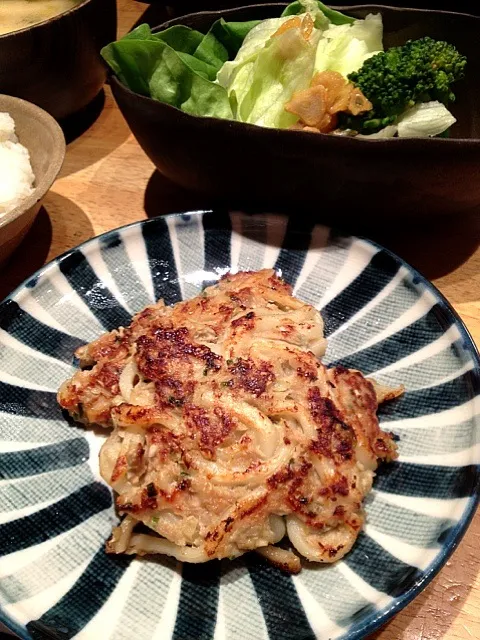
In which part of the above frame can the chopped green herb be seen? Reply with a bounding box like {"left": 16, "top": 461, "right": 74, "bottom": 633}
{"left": 226, "top": 359, "right": 233, "bottom": 365}
{"left": 203, "top": 368, "right": 208, "bottom": 376}
{"left": 151, "top": 516, "right": 159, "bottom": 526}
{"left": 180, "top": 470, "right": 190, "bottom": 477}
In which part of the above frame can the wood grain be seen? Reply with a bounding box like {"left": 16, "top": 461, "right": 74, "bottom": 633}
{"left": 1, "top": 1, "right": 479, "bottom": 638}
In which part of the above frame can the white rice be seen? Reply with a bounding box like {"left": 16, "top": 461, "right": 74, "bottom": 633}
{"left": 0, "top": 112, "right": 35, "bottom": 219}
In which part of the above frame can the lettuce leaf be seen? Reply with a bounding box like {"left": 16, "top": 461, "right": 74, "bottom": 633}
{"left": 282, "top": 1, "right": 354, "bottom": 26}
{"left": 193, "top": 19, "right": 261, "bottom": 70}
{"left": 102, "top": 35, "right": 169, "bottom": 96}
{"left": 356, "top": 101, "right": 456, "bottom": 138}
{"left": 102, "top": 3, "right": 383, "bottom": 127}
{"left": 396, "top": 101, "right": 456, "bottom": 138}
{"left": 314, "top": 13, "right": 383, "bottom": 77}
{"left": 216, "top": 16, "right": 298, "bottom": 96}
{"left": 156, "top": 25, "right": 205, "bottom": 53}
{"left": 101, "top": 19, "right": 260, "bottom": 119}
{"left": 217, "top": 3, "right": 373, "bottom": 129}
{"left": 221, "top": 20, "right": 322, "bottom": 128}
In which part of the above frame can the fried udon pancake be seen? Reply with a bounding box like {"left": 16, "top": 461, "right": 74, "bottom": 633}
{"left": 58, "top": 270, "right": 398, "bottom": 572}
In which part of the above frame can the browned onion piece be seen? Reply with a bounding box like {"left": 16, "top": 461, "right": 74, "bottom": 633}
{"left": 256, "top": 545, "right": 301, "bottom": 574}
{"left": 106, "top": 515, "right": 136, "bottom": 554}
{"left": 370, "top": 378, "right": 405, "bottom": 404}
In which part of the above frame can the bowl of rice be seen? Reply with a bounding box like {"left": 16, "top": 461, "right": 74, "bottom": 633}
{"left": 0, "top": 94, "right": 65, "bottom": 265}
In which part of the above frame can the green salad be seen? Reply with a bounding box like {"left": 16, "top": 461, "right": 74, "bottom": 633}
{"left": 102, "top": 0, "right": 467, "bottom": 138}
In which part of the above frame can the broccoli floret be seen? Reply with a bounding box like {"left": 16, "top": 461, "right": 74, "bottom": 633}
{"left": 343, "top": 37, "right": 466, "bottom": 133}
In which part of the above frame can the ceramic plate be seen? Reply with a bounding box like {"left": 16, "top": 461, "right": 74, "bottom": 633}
{"left": 0, "top": 211, "right": 479, "bottom": 640}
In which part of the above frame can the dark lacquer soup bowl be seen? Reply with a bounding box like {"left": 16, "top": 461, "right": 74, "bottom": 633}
{"left": 111, "top": 4, "right": 480, "bottom": 219}
{"left": 0, "top": 0, "right": 117, "bottom": 120}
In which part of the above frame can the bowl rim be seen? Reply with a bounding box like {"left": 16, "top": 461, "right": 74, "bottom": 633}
{"left": 110, "top": 2, "right": 480, "bottom": 146}
{"left": 0, "top": 95, "right": 66, "bottom": 231}
{"left": 0, "top": 0, "right": 97, "bottom": 40}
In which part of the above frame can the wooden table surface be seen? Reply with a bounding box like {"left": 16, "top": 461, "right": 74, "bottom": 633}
{"left": 1, "top": 1, "right": 479, "bottom": 638}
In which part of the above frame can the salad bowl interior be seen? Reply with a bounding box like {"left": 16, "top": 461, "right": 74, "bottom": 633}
{"left": 110, "top": 4, "right": 480, "bottom": 219}
{"left": 154, "top": 3, "right": 480, "bottom": 140}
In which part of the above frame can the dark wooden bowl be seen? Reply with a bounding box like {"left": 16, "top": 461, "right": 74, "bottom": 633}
{"left": 111, "top": 3, "right": 480, "bottom": 219}
{"left": 0, "top": 0, "right": 117, "bottom": 121}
